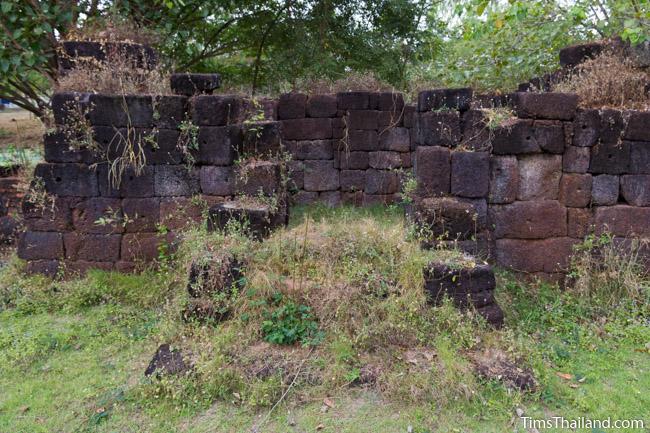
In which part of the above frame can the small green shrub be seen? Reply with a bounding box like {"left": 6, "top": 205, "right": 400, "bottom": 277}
{"left": 261, "top": 293, "right": 323, "bottom": 346}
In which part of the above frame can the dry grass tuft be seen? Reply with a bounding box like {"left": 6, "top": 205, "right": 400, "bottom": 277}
{"left": 554, "top": 50, "right": 650, "bottom": 109}
{"left": 65, "top": 18, "right": 159, "bottom": 46}
{"left": 293, "top": 71, "right": 395, "bottom": 94}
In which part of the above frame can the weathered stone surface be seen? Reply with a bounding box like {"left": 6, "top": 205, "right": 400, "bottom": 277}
{"left": 288, "top": 160, "right": 304, "bottom": 190}
{"left": 368, "top": 151, "right": 405, "bottom": 169}
{"left": 517, "top": 155, "right": 562, "bottom": 200}
{"left": 182, "top": 298, "right": 229, "bottom": 323}
{"left": 63, "top": 232, "right": 121, "bottom": 261}
{"left": 563, "top": 145, "right": 590, "bottom": 173}
{"left": 370, "top": 92, "right": 405, "bottom": 111}
{"left": 424, "top": 261, "right": 495, "bottom": 295}
{"left": 170, "top": 73, "right": 221, "bottom": 96}
{"left": 17, "top": 231, "right": 64, "bottom": 260}
{"left": 415, "top": 146, "right": 451, "bottom": 197}
{"left": 145, "top": 344, "right": 189, "bottom": 377}
{"left": 591, "top": 174, "right": 619, "bottom": 206}
{"left": 379, "top": 127, "right": 410, "bottom": 152}
{"left": 488, "top": 156, "right": 518, "bottom": 204}
{"left": 121, "top": 232, "right": 163, "bottom": 262}
{"left": 415, "top": 197, "right": 486, "bottom": 240}
{"left": 303, "top": 160, "right": 339, "bottom": 191}
{"left": 514, "top": 92, "right": 578, "bottom": 120}
{"left": 559, "top": 173, "right": 592, "bottom": 207}
{"left": 559, "top": 42, "right": 605, "bottom": 67}
{"left": 98, "top": 165, "right": 155, "bottom": 198}
{"left": 416, "top": 111, "right": 461, "bottom": 146}
{"left": 22, "top": 196, "right": 77, "bottom": 232}
{"left": 52, "top": 92, "right": 90, "bottom": 125}
{"left": 187, "top": 252, "right": 242, "bottom": 298}
{"left": 278, "top": 93, "right": 307, "bottom": 119}
{"left": 337, "top": 92, "right": 370, "bottom": 110}
{"left": 418, "top": 88, "right": 473, "bottom": 112}
{"left": 200, "top": 166, "right": 235, "bottom": 196}
{"left": 630, "top": 141, "right": 650, "bottom": 174}
{"left": 491, "top": 119, "right": 539, "bottom": 154}
{"left": 365, "top": 169, "right": 399, "bottom": 195}
{"left": 347, "top": 129, "right": 379, "bottom": 151}
{"left": 160, "top": 197, "right": 204, "bottom": 230}
{"left": 0, "top": 215, "right": 19, "bottom": 244}
{"left": 340, "top": 170, "right": 366, "bottom": 192}
{"left": 599, "top": 109, "right": 626, "bottom": 145}
{"left": 34, "top": 163, "right": 98, "bottom": 197}
{"left": 346, "top": 110, "right": 379, "bottom": 130}
{"left": 25, "top": 260, "right": 61, "bottom": 277}
{"left": 496, "top": 238, "right": 578, "bottom": 273}
{"left": 489, "top": 200, "right": 567, "bottom": 239}
{"left": 534, "top": 120, "right": 565, "bottom": 153}
{"left": 207, "top": 200, "right": 287, "bottom": 239}
{"left": 65, "top": 260, "right": 114, "bottom": 275}
{"left": 195, "top": 125, "right": 240, "bottom": 165}
{"left": 43, "top": 131, "right": 84, "bottom": 163}
{"left": 341, "top": 191, "right": 363, "bottom": 206}
{"left": 291, "top": 140, "right": 334, "bottom": 160}
{"left": 572, "top": 109, "right": 600, "bottom": 147}
{"left": 154, "top": 165, "right": 200, "bottom": 196}
{"left": 337, "top": 151, "right": 369, "bottom": 170}
{"left": 567, "top": 208, "right": 592, "bottom": 238}
{"left": 620, "top": 175, "right": 650, "bottom": 206}
{"left": 72, "top": 198, "right": 123, "bottom": 234}
{"left": 281, "top": 118, "right": 332, "bottom": 140}
{"left": 594, "top": 205, "right": 650, "bottom": 237}
{"left": 153, "top": 95, "right": 187, "bottom": 130}
{"left": 240, "top": 121, "right": 282, "bottom": 157}
{"left": 292, "top": 190, "right": 318, "bottom": 205}
{"left": 234, "top": 160, "right": 282, "bottom": 196}
{"left": 191, "top": 95, "right": 243, "bottom": 126}
{"left": 589, "top": 140, "right": 631, "bottom": 174}
{"left": 89, "top": 94, "right": 153, "bottom": 127}
{"left": 145, "top": 128, "right": 184, "bottom": 164}
{"left": 461, "top": 109, "right": 490, "bottom": 150}
{"left": 306, "top": 94, "right": 337, "bottom": 118}
{"left": 451, "top": 151, "right": 489, "bottom": 198}
{"left": 362, "top": 193, "right": 398, "bottom": 206}
{"left": 625, "top": 111, "right": 650, "bottom": 141}
{"left": 122, "top": 198, "right": 161, "bottom": 232}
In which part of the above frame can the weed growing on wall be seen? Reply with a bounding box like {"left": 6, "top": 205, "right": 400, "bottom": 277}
{"left": 177, "top": 119, "right": 199, "bottom": 169}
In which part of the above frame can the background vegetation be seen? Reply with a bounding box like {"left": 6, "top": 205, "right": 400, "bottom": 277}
{"left": 1, "top": 0, "right": 648, "bottom": 118}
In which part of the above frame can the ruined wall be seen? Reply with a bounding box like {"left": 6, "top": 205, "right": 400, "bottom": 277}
{"left": 16, "top": 86, "right": 650, "bottom": 278}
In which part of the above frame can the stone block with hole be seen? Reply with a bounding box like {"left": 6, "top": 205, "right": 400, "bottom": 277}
{"left": 34, "top": 163, "right": 98, "bottom": 197}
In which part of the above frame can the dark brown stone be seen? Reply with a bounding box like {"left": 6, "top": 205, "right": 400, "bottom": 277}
{"left": 170, "top": 73, "right": 221, "bottom": 96}
{"left": 191, "top": 95, "right": 243, "bottom": 126}
{"left": 145, "top": 344, "right": 189, "bottom": 377}
{"left": 416, "top": 111, "right": 460, "bottom": 146}
{"left": 17, "top": 231, "right": 64, "bottom": 260}
{"left": 368, "top": 151, "right": 405, "bottom": 169}
{"left": 415, "top": 146, "right": 450, "bottom": 197}
{"left": 496, "top": 238, "right": 578, "bottom": 273}
{"left": 630, "top": 141, "right": 650, "bottom": 174}
{"left": 240, "top": 121, "right": 282, "bottom": 157}
{"left": 625, "top": 111, "right": 650, "bottom": 141}
{"left": 187, "top": 251, "right": 242, "bottom": 298}
{"left": 206, "top": 200, "right": 287, "bottom": 239}
{"left": 72, "top": 198, "right": 123, "bottom": 234}
{"left": 589, "top": 140, "right": 631, "bottom": 174}
{"left": 620, "top": 175, "right": 650, "bottom": 206}
{"left": 89, "top": 94, "right": 153, "bottom": 127}
{"left": 34, "top": 163, "right": 98, "bottom": 197}
{"left": 563, "top": 145, "right": 591, "bottom": 173}
{"left": 347, "top": 129, "right": 379, "bottom": 151}
{"left": 415, "top": 197, "right": 486, "bottom": 240}
{"left": 234, "top": 160, "right": 282, "bottom": 196}
{"left": 490, "top": 200, "right": 567, "bottom": 239}
{"left": 533, "top": 120, "right": 565, "bottom": 153}
{"left": 346, "top": 110, "right": 378, "bottom": 130}
{"left": 306, "top": 94, "right": 337, "bottom": 118}
{"left": 365, "top": 169, "right": 399, "bottom": 195}
{"left": 22, "top": 196, "right": 78, "bottom": 232}
{"left": 160, "top": 197, "right": 205, "bottom": 230}
{"left": 594, "top": 205, "right": 650, "bottom": 237}
{"left": 303, "top": 160, "right": 339, "bottom": 191}
{"left": 451, "top": 151, "right": 489, "bottom": 198}
{"left": 291, "top": 140, "right": 335, "bottom": 160}
{"left": 340, "top": 170, "right": 366, "bottom": 192}
{"left": 572, "top": 110, "right": 600, "bottom": 147}
{"left": 317, "top": 191, "right": 342, "bottom": 207}
{"left": 491, "top": 119, "right": 539, "bottom": 154}
{"left": 370, "top": 92, "right": 405, "bottom": 111}
{"left": 379, "top": 127, "right": 410, "bottom": 152}
{"left": 200, "top": 166, "right": 235, "bottom": 196}
{"left": 337, "top": 92, "right": 370, "bottom": 110}
{"left": 567, "top": 208, "right": 592, "bottom": 238}
{"left": 591, "top": 174, "right": 619, "bottom": 205}
{"left": 418, "top": 88, "right": 473, "bottom": 112}
{"left": 154, "top": 165, "right": 200, "bottom": 196}
{"left": 559, "top": 42, "right": 605, "bottom": 67}
{"left": 514, "top": 92, "right": 578, "bottom": 120}
{"left": 559, "top": 173, "right": 592, "bottom": 207}
{"left": 517, "top": 155, "right": 562, "bottom": 200}
{"left": 281, "top": 118, "right": 333, "bottom": 140}
{"left": 153, "top": 95, "right": 188, "bottom": 129}
{"left": 121, "top": 232, "right": 163, "bottom": 262}
{"left": 122, "top": 198, "right": 161, "bottom": 232}
{"left": 98, "top": 165, "right": 155, "bottom": 198}
{"left": 337, "top": 151, "right": 369, "bottom": 170}
{"left": 195, "top": 125, "right": 240, "bottom": 165}
{"left": 488, "top": 156, "right": 518, "bottom": 204}
{"left": 63, "top": 233, "right": 121, "bottom": 262}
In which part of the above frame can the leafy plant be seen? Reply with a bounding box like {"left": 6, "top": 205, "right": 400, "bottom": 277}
{"left": 261, "top": 293, "right": 323, "bottom": 346}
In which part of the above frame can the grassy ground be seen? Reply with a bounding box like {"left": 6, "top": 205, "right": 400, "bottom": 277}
{"left": 0, "top": 205, "right": 648, "bottom": 433}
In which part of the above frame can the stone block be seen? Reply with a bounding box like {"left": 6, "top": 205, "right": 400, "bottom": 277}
{"left": 34, "top": 163, "right": 98, "bottom": 197}
{"left": 145, "top": 128, "right": 183, "bottom": 165}
{"left": 98, "top": 165, "right": 155, "bottom": 198}
{"left": 591, "top": 174, "right": 619, "bottom": 206}
{"left": 630, "top": 141, "right": 650, "bottom": 174}
{"left": 317, "top": 191, "right": 341, "bottom": 207}
{"left": 563, "top": 145, "right": 590, "bottom": 173}
{"left": 514, "top": 92, "right": 578, "bottom": 120}
{"left": 186, "top": 251, "right": 243, "bottom": 298}
{"left": 415, "top": 146, "right": 450, "bottom": 197}
{"left": 207, "top": 200, "right": 287, "bottom": 239}
{"left": 341, "top": 191, "right": 364, "bottom": 206}
{"left": 170, "top": 73, "right": 221, "bottom": 96}
{"left": 337, "top": 92, "right": 370, "bottom": 110}
{"left": 153, "top": 95, "right": 187, "bottom": 129}
{"left": 65, "top": 260, "right": 114, "bottom": 275}
{"left": 337, "top": 151, "right": 369, "bottom": 170}
{"left": 281, "top": 118, "right": 332, "bottom": 140}
{"left": 63, "top": 232, "right": 121, "bottom": 261}
{"left": 121, "top": 232, "right": 163, "bottom": 262}
{"left": 43, "top": 131, "right": 84, "bottom": 163}
{"left": 572, "top": 109, "right": 600, "bottom": 147}
{"left": 303, "top": 160, "right": 339, "bottom": 191}
{"left": 559, "top": 42, "right": 605, "bottom": 67}
{"left": 200, "top": 166, "right": 235, "bottom": 196}
{"left": 160, "top": 197, "right": 205, "bottom": 230}
{"left": 347, "top": 129, "right": 378, "bottom": 151}
{"left": 490, "top": 200, "right": 567, "bottom": 239}
{"left": 89, "top": 94, "right": 153, "bottom": 127}
{"left": 369, "top": 151, "right": 405, "bottom": 169}
{"left": 416, "top": 111, "right": 461, "bottom": 146}
{"left": 567, "top": 208, "right": 592, "bottom": 238}
{"left": 195, "top": 125, "right": 241, "bottom": 165}
{"left": 52, "top": 92, "right": 90, "bottom": 125}
{"left": 340, "top": 170, "right": 366, "bottom": 192}
{"left": 620, "top": 175, "right": 650, "bottom": 206}
{"left": 362, "top": 193, "right": 398, "bottom": 206}
{"left": 517, "top": 155, "right": 562, "bottom": 200}
{"left": 461, "top": 109, "right": 490, "bottom": 151}
{"left": 370, "top": 92, "right": 405, "bottom": 112}
{"left": 24, "top": 260, "right": 60, "bottom": 277}
{"left": 559, "top": 173, "right": 592, "bottom": 207}
{"left": 403, "top": 105, "right": 416, "bottom": 128}
{"left": 491, "top": 119, "right": 539, "bottom": 154}
{"left": 533, "top": 120, "right": 565, "bottom": 153}
{"left": 589, "top": 140, "right": 631, "bottom": 174}
{"left": 22, "top": 196, "right": 77, "bottom": 232}
{"left": 291, "top": 140, "right": 335, "bottom": 160}
{"left": 72, "top": 198, "right": 123, "bottom": 234}
{"left": 122, "top": 197, "right": 161, "bottom": 232}
{"left": 414, "top": 197, "right": 486, "bottom": 240}
{"left": 292, "top": 190, "right": 318, "bottom": 205}
{"left": 365, "top": 169, "right": 399, "bottom": 195}
{"left": 451, "top": 151, "right": 489, "bottom": 198}
{"left": 278, "top": 93, "right": 307, "bottom": 119}
{"left": 594, "top": 205, "right": 650, "bottom": 237}
{"left": 154, "top": 165, "right": 200, "bottom": 196}
{"left": 379, "top": 127, "right": 410, "bottom": 152}
{"left": 346, "top": 110, "right": 378, "bottom": 130}
{"left": 240, "top": 121, "right": 282, "bottom": 157}
{"left": 234, "top": 160, "right": 282, "bottom": 196}
{"left": 288, "top": 160, "right": 304, "bottom": 190}
{"left": 496, "top": 238, "right": 577, "bottom": 273}
{"left": 306, "top": 94, "right": 337, "bottom": 117}
{"left": 598, "top": 109, "right": 626, "bottom": 145}
{"left": 191, "top": 95, "right": 243, "bottom": 126}
{"left": 418, "top": 88, "right": 473, "bottom": 112}
{"left": 625, "top": 111, "right": 650, "bottom": 141}
{"left": 488, "top": 156, "right": 518, "bottom": 204}
{"left": 17, "top": 231, "right": 64, "bottom": 260}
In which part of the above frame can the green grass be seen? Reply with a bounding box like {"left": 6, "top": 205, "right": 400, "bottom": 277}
{"left": 0, "top": 205, "right": 648, "bottom": 432}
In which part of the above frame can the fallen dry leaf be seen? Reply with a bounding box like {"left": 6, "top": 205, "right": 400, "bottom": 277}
{"left": 556, "top": 372, "right": 573, "bottom": 380}
{"left": 323, "top": 398, "right": 335, "bottom": 408}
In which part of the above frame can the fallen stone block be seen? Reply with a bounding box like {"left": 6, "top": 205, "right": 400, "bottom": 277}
{"left": 187, "top": 251, "right": 243, "bottom": 298}
{"left": 207, "top": 200, "right": 288, "bottom": 239}
{"left": 471, "top": 349, "right": 536, "bottom": 391}
{"left": 170, "top": 73, "right": 221, "bottom": 96}
{"left": 145, "top": 344, "right": 189, "bottom": 377}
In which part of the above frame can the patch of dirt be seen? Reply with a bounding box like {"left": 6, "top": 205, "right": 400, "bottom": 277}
{"left": 469, "top": 349, "right": 537, "bottom": 391}
{"left": 0, "top": 110, "right": 43, "bottom": 149}
{"left": 239, "top": 342, "right": 321, "bottom": 385}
